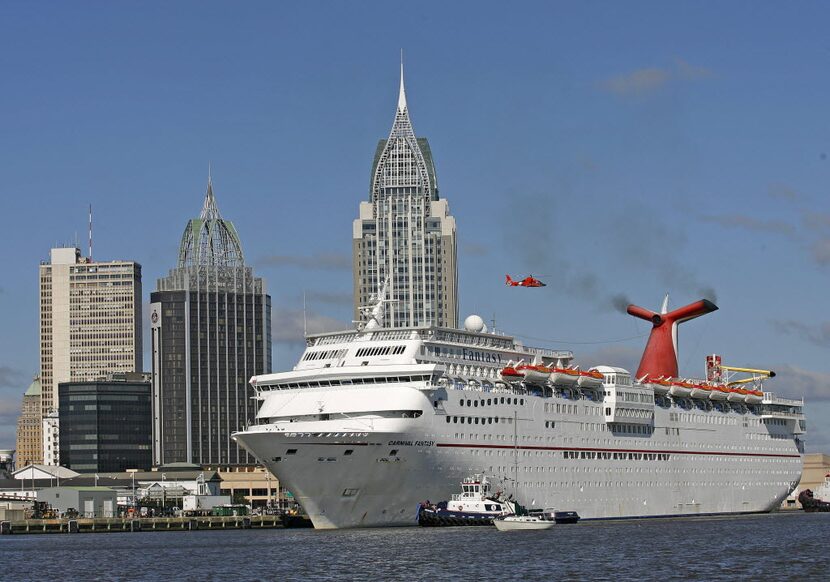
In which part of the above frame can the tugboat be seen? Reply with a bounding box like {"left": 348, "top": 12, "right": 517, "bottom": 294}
{"left": 799, "top": 474, "right": 830, "bottom": 512}
{"left": 418, "top": 475, "right": 514, "bottom": 526}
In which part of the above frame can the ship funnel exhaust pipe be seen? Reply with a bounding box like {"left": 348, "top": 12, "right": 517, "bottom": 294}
{"left": 628, "top": 298, "right": 718, "bottom": 380}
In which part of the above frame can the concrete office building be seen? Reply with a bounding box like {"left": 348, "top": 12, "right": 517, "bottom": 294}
{"left": 38, "top": 246, "right": 143, "bottom": 464}
{"left": 15, "top": 376, "right": 43, "bottom": 467}
{"left": 42, "top": 410, "right": 59, "bottom": 467}
{"left": 151, "top": 176, "right": 271, "bottom": 467}
{"left": 353, "top": 64, "right": 458, "bottom": 329}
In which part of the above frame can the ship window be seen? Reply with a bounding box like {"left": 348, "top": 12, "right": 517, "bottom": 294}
{"left": 453, "top": 416, "right": 458, "bottom": 423}
{"left": 521, "top": 399, "right": 524, "bottom": 405}
{"left": 475, "top": 418, "right": 479, "bottom": 424}
{"left": 467, "top": 417, "right": 472, "bottom": 424}
{"left": 501, "top": 397, "right": 505, "bottom": 404}
{"left": 474, "top": 401, "right": 479, "bottom": 407}
{"left": 446, "top": 416, "right": 451, "bottom": 423}
{"left": 460, "top": 400, "right": 465, "bottom": 407}
{"left": 390, "top": 450, "right": 398, "bottom": 456}
{"left": 344, "top": 450, "right": 354, "bottom": 456}
{"left": 286, "top": 449, "right": 297, "bottom": 455}
{"left": 467, "top": 400, "right": 472, "bottom": 406}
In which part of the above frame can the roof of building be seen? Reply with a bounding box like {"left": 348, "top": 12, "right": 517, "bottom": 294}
{"left": 24, "top": 376, "right": 41, "bottom": 397}
{"left": 13, "top": 464, "right": 79, "bottom": 479}
{"left": 41, "top": 486, "right": 117, "bottom": 492}
{"left": 177, "top": 176, "right": 245, "bottom": 268}
{"left": 369, "top": 63, "right": 438, "bottom": 202}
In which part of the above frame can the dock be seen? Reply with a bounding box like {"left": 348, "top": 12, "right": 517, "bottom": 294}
{"left": 0, "top": 514, "right": 312, "bottom": 535}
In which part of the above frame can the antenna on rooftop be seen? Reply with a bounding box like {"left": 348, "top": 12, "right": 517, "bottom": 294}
{"left": 303, "top": 291, "right": 308, "bottom": 337}
{"left": 88, "top": 204, "right": 93, "bottom": 261}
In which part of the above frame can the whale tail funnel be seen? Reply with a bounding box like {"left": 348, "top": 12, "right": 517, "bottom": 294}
{"left": 627, "top": 297, "right": 718, "bottom": 380}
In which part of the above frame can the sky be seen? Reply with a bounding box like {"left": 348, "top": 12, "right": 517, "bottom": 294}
{"left": 1, "top": 1, "right": 828, "bottom": 451}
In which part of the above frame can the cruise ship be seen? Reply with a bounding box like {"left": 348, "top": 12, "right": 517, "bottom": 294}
{"left": 233, "top": 286, "right": 806, "bottom": 529}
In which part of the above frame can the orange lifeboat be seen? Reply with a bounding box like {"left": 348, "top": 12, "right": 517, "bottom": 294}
{"left": 745, "top": 389, "right": 763, "bottom": 404}
{"left": 500, "top": 366, "right": 524, "bottom": 382}
{"left": 669, "top": 380, "right": 694, "bottom": 398}
{"left": 644, "top": 377, "right": 671, "bottom": 396}
{"left": 708, "top": 384, "right": 729, "bottom": 401}
{"left": 550, "top": 367, "right": 580, "bottom": 386}
{"left": 689, "top": 383, "right": 711, "bottom": 399}
{"left": 577, "top": 369, "right": 604, "bottom": 389}
{"left": 727, "top": 387, "right": 749, "bottom": 403}
{"left": 516, "top": 364, "right": 550, "bottom": 384}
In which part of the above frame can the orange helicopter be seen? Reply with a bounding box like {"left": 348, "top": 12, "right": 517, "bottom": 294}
{"left": 505, "top": 274, "right": 546, "bottom": 287}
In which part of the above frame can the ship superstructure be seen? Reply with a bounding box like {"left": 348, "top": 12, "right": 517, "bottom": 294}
{"left": 233, "top": 294, "right": 806, "bottom": 529}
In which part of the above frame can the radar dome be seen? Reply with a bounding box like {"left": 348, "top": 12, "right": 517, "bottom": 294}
{"left": 464, "top": 314, "right": 487, "bottom": 333}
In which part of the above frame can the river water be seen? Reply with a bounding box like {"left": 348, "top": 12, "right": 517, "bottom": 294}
{"left": 3, "top": 512, "right": 829, "bottom": 581}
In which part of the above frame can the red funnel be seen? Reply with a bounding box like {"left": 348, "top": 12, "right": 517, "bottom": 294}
{"left": 627, "top": 299, "right": 718, "bottom": 380}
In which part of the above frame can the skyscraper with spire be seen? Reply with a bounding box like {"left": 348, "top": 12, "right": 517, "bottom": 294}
{"left": 353, "top": 64, "right": 458, "bottom": 328}
{"left": 150, "top": 175, "right": 271, "bottom": 467}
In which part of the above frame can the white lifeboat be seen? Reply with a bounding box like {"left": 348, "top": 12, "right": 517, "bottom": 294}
{"left": 550, "top": 368, "right": 580, "bottom": 386}
{"left": 689, "top": 383, "right": 711, "bottom": 399}
{"left": 744, "top": 390, "right": 763, "bottom": 404}
{"left": 669, "top": 381, "right": 693, "bottom": 399}
{"left": 517, "top": 365, "right": 550, "bottom": 385}
{"left": 500, "top": 366, "right": 524, "bottom": 382}
{"left": 708, "top": 385, "right": 729, "bottom": 401}
{"left": 577, "top": 370, "right": 604, "bottom": 389}
{"left": 726, "top": 387, "right": 748, "bottom": 403}
{"left": 643, "top": 378, "right": 671, "bottom": 396}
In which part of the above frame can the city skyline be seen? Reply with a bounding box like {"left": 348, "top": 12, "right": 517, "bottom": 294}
{"left": 1, "top": 2, "right": 829, "bottom": 453}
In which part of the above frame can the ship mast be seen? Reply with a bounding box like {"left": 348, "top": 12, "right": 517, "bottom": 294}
{"left": 513, "top": 410, "right": 519, "bottom": 492}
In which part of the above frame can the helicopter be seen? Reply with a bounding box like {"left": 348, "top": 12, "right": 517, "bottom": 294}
{"left": 505, "top": 274, "right": 546, "bottom": 287}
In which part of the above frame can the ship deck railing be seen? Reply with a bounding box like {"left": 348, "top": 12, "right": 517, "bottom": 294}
{"left": 762, "top": 393, "right": 804, "bottom": 406}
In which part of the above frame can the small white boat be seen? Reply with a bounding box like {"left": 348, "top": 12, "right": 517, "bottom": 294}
{"left": 814, "top": 474, "right": 830, "bottom": 502}
{"left": 494, "top": 514, "right": 555, "bottom": 531}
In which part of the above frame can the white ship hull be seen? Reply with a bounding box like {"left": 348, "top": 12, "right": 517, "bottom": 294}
{"left": 234, "top": 383, "right": 803, "bottom": 529}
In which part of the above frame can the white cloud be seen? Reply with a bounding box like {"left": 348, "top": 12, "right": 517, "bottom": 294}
{"left": 773, "top": 364, "right": 830, "bottom": 402}
{"left": 600, "top": 59, "right": 712, "bottom": 97}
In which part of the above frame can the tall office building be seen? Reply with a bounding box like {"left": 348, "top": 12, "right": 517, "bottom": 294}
{"left": 151, "top": 177, "right": 271, "bottom": 467}
{"left": 353, "top": 65, "right": 458, "bottom": 329}
{"left": 15, "top": 376, "right": 43, "bottom": 467}
{"left": 38, "top": 247, "right": 143, "bottom": 464}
